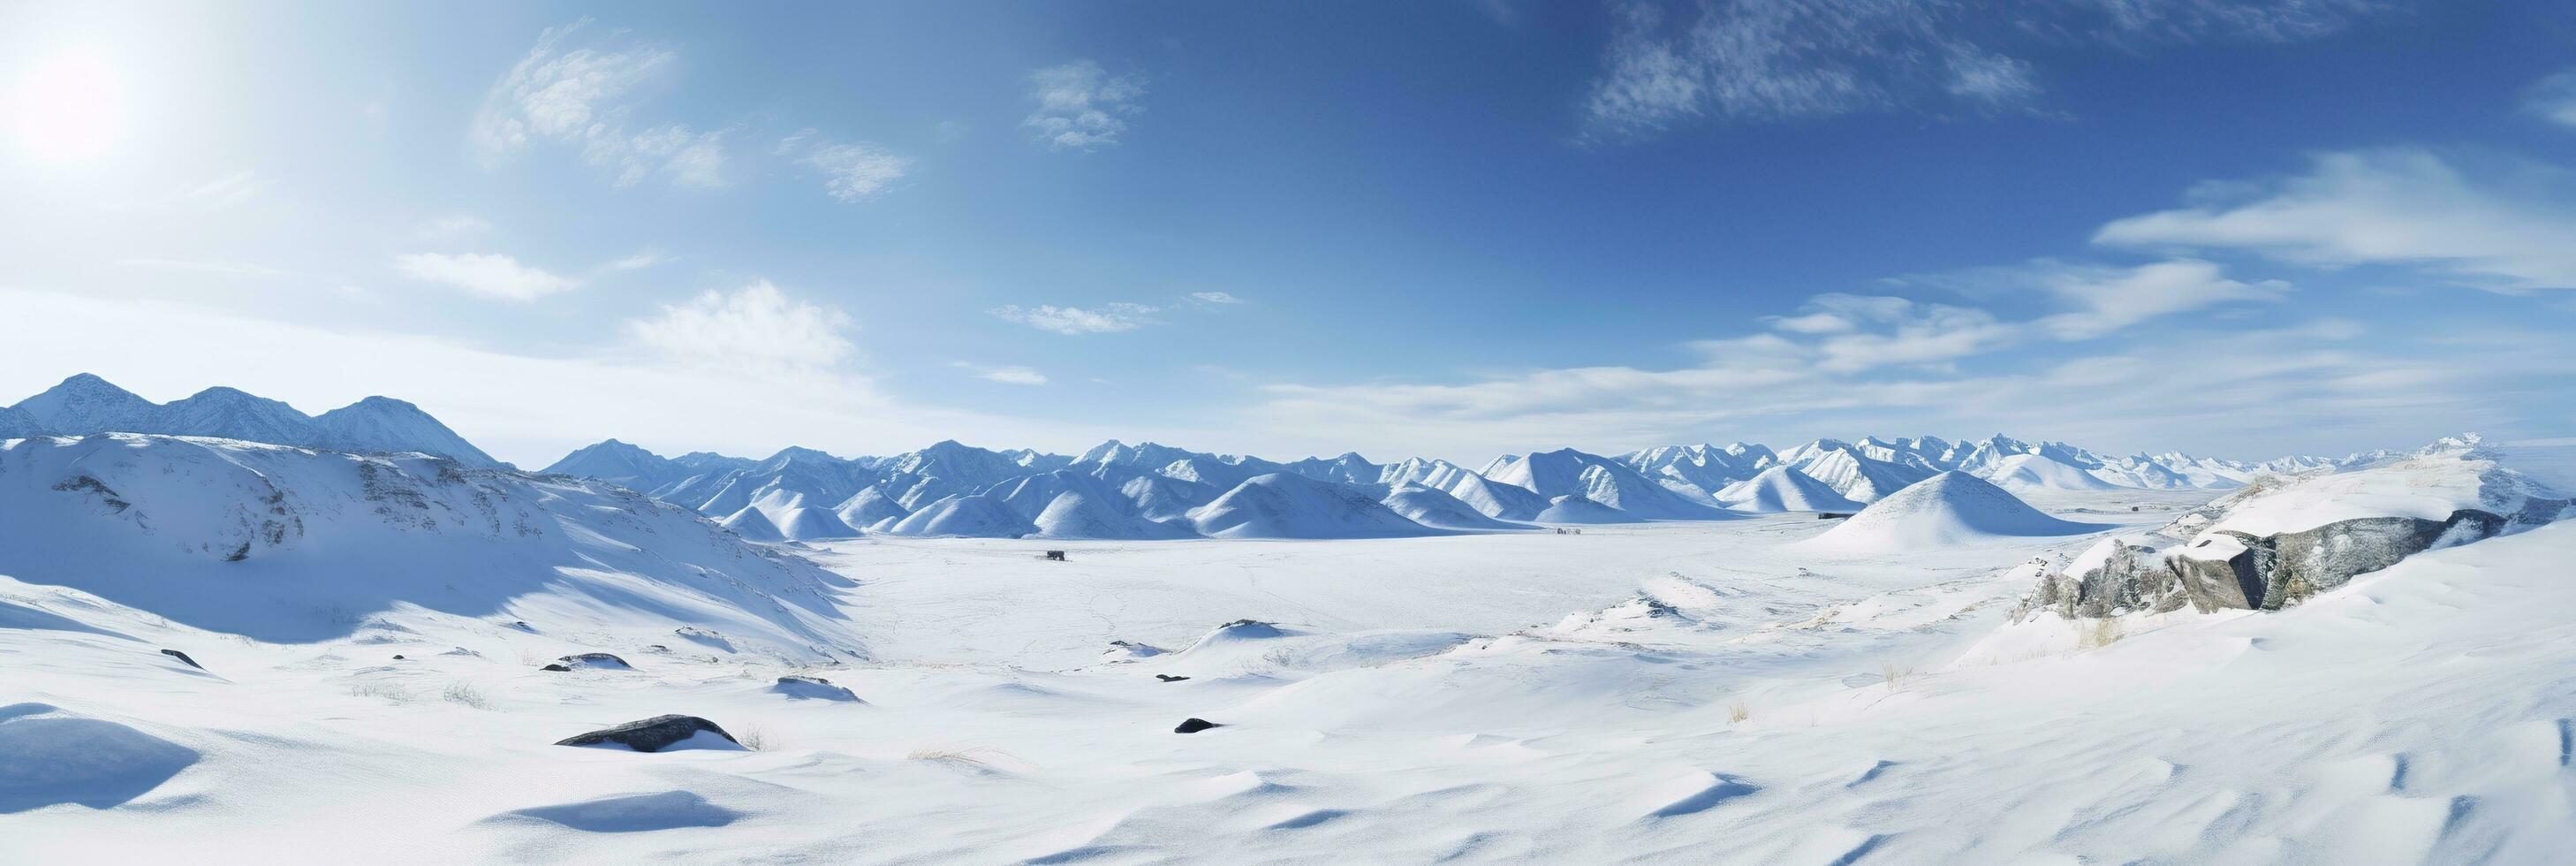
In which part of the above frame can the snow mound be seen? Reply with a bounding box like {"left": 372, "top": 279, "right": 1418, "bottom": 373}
{"left": 0, "top": 703, "right": 201, "bottom": 813}
{"left": 2200, "top": 439, "right": 2566, "bottom": 539}
{"left": 720, "top": 505, "right": 786, "bottom": 542}
{"left": 1980, "top": 452, "right": 2121, "bottom": 492}
{"left": 773, "top": 506, "right": 860, "bottom": 541}
{"left": 1188, "top": 473, "right": 1443, "bottom": 539}
{"left": 1715, "top": 466, "right": 1862, "bottom": 513}
{"left": 1383, "top": 483, "right": 1522, "bottom": 530}
{"left": 1534, "top": 495, "right": 1644, "bottom": 524}
{"left": 1806, "top": 471, "right": 2107, "bottom": 553}
{"left": 770, "top": 675, "right": 861, "bottom": 702}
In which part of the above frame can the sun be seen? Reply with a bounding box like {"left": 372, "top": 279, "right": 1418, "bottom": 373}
{"left": 10, "top": 46, "right": 126, "bottom": 163}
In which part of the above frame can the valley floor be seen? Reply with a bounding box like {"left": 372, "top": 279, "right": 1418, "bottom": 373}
{"left": 5, "top": 488, "right": 2572, "bottom": 864}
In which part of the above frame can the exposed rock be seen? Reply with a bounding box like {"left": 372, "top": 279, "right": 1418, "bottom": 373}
{"left": 1174, "top": 718, "right": 1221, "bottom": 733}
{"left": 557, "top": 652, "right": 631, "bottom": 670}
{"left": 538, "top": 664, "right": 572, "bottom": 672}
{"left": 1155, "top": 674, "right": 1192, "bottom": 682}
{"left": 158, "top": 649, "right": 202, "bottom": 670}
{"left": 554, "top": 715, "right": 741, "bottom": 752}
{"left": 2174, "top": 511, "right": 2509, "bottom": 611}
{"left": 770, "top": 675, "right": 860, "bottom": 702}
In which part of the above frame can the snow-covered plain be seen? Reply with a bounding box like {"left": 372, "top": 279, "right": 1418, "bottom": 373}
{"left": 9, "top": 435, "right": 2574, "bottom": 863}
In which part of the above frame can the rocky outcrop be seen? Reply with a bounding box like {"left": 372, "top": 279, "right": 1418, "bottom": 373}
{"left": 2171, "top": 510, "right": 2509, "bottom": 611}
{"left": 554, "top": 715, "right": 739, "bottom": 752}
{"left": 2019, "top": 508, "right": 2539, "bottom": 619}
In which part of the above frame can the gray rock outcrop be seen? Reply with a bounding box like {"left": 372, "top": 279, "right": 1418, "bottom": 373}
{"left": 554, "top": 715, "right": 739, "bottom": 752}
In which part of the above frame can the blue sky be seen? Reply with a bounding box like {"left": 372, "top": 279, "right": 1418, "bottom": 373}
{"left": 2, "top": 0, "right": 2572, "bottom": 467}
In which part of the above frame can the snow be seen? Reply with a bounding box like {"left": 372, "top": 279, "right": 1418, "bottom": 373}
{"left": 2201, "top": 447, "right": 2556, "bottom": 538}
{"left": 1979, "top": 452, "right": 2121, "bottom": 492}
{"left": 1806, "top": 471, "right": 2110, "bottom": 553}
{"left": 1186, "top": 473, "right": 1443, "bottom": 538}
{"left": 1533, "top": 494, "right": 1646, "bottom": 524}
{"left": 1715, "top": 465, "right": 1864, "bottom": 513}
{"left": 1383, "top": 483, "right": 1524, "bottom": 530}
{"left": 6, "top": 375, "right": 500, "bottom": 466}
{"left": 11, "top": 431, "right": 2573, "bottom": 863}
{"left": 719, "top": 505, "right": 787, "bottom": 543}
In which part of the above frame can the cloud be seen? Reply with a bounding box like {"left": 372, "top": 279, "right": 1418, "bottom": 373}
{"left": 1189, "top": 291, "right": 1245, "bottom": 305}
{"left": 799, "top": 141, "right": 913, "bottom": 201}
{"left": 468, "top": 20, "right": 725, "bottom": 189}
{"left": 1025, "top": 61, "right": 1145, "bottom": 150}
{"left": 953, "top": 362, "right": 1049, "bottom": 385}
{"left": 391, "top": 253, "right": 578, "bottom": 301}
{"left": 0, "top": 288, "right": 1132, "bottom": 467}
{"left": 1909, "top": 259, "right": 2289, "bottom": 339}
{"left": 625, "top": 279, "right": 854, "bottom": 373}
{"left": 1582, "top": 0, "right": 2389, "bottom": 139}
{"left": 2528, "top": 68, "right": 2576, "bottom": 128}
{"left": 609, "top": 249, "right": 671, "bottom": 270}
{"left": 2094, "top": 148, "right": 2576, "bottom": 290}
{"left": 989, "top": 302, "right": 1162, "bottom": 335}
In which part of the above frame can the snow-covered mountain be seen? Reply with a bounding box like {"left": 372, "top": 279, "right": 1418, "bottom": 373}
{"left": 0, "top": 432, "right": 854, "bottom": 656}
{"left": 534, "top": 429, "right": 2328, "bottom": 541}
{"left": 4, "top": 374, "right": 502, "bottom": 467}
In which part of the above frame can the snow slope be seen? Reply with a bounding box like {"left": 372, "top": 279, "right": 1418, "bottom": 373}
{"left": 1383, "top": 483, "right": 1524, "bottom": 530}
{"left": 1715, "top": 465, "right": 1864, "bottom": 513}
{"left": 1807, "top": 471, "right": 2108, "bottom": 553}
{"left": 1978, "top": 452, "right": 2122, "bottom": 492}
{"left": 0, "top": 433, "right": 856, "bottom": 657}
{"left": 1188, "top": 473, "right": 1443, "bottom": 538}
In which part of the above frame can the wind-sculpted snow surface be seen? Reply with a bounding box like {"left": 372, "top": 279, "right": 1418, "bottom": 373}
{"left": 0, "top": 434, "right": 857, "bottom": 655}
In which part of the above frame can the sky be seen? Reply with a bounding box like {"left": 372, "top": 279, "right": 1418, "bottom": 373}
{"left": 2, "top": 0, "right": 2573, "bottom": 467}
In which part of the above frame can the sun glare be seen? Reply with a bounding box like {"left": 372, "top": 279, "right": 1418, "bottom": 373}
{"left": 11, "top": 46, "right": 126, "bottom": 163}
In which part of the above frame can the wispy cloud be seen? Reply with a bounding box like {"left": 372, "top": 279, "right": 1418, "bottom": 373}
{"left": 1582, "top": 0, "right": 2390, "bottom": 139}
{"left": 953, "top": 361, "right": 1049, "bottom": 385}
{"left": 391, "top": 253, "right": 577, "bottom": 301}
{"left": 626, "top": 280, "right": 854, "bottom": 373}
{"left": 609, "top": 249, "right": 672, "bottom": 270}
{"left": 469, "top": 20, "right": 726, "bottom": 189}
{"left": 2528, "top": 68, "right": 2576, "bottom": 129}
{"left": 2095, "top": 148, "right": 2576, "bottom": 291}
{"left": 1025, "top": 61, "right": 1145, "bottom": 150}
{"left": 796, "top": 139, "right": 913, "bottom": 201}
{"left": 1189, "top": 291, "right": 1246, "bottom": 306}
{"left": 989, "top": 302, "right": 1163, "bottom": 335}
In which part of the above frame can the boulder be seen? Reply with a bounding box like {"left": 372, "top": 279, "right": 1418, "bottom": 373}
{"left": 538, "top": 664, "right": 572, "bottom": 672}
{"left": 2174, "top": 510, "right": 2509, "bottom": 611}
{"left": 770, "top": 675, "right": 860, "bottom": 702}
{"left": 557, "top": 652, "right": 632, "bottom": 670}
{"left": 554, "top": 715, "right": 742, "bottom": 752}
{"left": 1174, "top": 718, "right": 1221, "bottom": 733}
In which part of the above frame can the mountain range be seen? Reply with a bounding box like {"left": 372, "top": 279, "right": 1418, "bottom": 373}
{"left": 3, "top": 374, "right": 500, "bottom": 466}
{"left": 2, "top": 373, "right": 2338, "bottom": 542}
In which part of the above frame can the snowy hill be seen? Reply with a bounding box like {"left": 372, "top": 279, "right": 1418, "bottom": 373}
{"left": 1382, "top": 482, "right": 1523, "bottom": 530}
{"left": 1485, "top": 448, "right": 1727, "bottom": 520}
{"left": 1978, "top": 452, "right": 2122, "bottom": 492}
{"left": 1188, "top": 473, "right": 1443, "bottom": 538}
{"left": 1807, "top": 471, "right": 2107, "bottom": 553}
{"left": 0, "top": 433, "right": 855, "bottom": 655}
{"left": 1715, "top": 465, "right": 1863, "bottom": 513}
{"left": 4, "top": 375, "right": 502, "bottom": 467}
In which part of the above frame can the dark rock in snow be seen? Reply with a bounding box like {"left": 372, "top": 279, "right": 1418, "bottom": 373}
{"left": 554, "top": 715, "right": 741, "bottom": 752}
{"left": 770, "top": 675, "right": 860, "bottom": 702}
{"left": 2173, "top": 511, "right": 2510, "bottom": 611}
{"left": 158, "top": 649, "right": 202, "bottom": 670}
{"left": 539, "top": 664, "right": 572, "bottom": 672}
{"left": 557, "top": 652, "right": 632, "bottom": 670}
{"left": 1174, "top": 718, "right": 1221, "bottom": 733}
{"left": 391, "top": 654, "right": 405, "bottom": 660}
{"left": 1155, "top": 674, "right": 1192, "bottom": 682}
